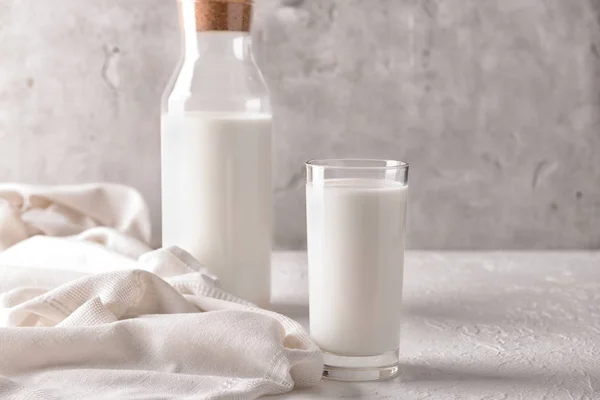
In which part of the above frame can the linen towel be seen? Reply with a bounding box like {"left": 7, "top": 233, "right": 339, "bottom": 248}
{"left": 0, "top": 183, "right": 323, "bottom": 399}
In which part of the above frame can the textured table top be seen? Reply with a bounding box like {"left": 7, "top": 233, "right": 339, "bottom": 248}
{"left": 269, "top": 252, "right": 600, "bottom": 400}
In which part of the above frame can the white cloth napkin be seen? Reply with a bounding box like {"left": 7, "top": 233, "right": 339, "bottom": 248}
{"left": 0, "top": 183, "right": 323, "bottom": 399}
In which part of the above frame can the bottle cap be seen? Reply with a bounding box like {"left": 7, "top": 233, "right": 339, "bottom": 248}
{"left": 195, "top": 0, "right": 252, "bottom": 32}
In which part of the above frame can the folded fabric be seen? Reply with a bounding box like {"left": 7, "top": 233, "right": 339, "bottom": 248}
{"left": 0, "top": 183, "right": 151, "bottom": 251}
{"left": 0, "top": 183, "right": 323, "bottom": 399}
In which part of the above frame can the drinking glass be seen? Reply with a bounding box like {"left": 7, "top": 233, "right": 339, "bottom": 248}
{"left": 305, "top": 159, "right": 409, "bottom": 381}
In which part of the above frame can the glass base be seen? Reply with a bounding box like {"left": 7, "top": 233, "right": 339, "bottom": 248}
{"left": 322, "top": 349, "right": 399, "bottom": 382}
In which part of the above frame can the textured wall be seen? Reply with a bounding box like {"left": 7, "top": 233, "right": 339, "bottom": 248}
{"left": 0, "top": 0, "right": 599, "bottom": 249}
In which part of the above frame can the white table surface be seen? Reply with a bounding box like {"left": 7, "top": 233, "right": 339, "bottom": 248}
{"left": 269, "top": 252, "right": 600, "bottom": 400}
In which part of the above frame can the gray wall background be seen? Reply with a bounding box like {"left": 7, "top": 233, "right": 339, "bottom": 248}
{"left": 0, "top": 0, "right": 599, "bottom": 250}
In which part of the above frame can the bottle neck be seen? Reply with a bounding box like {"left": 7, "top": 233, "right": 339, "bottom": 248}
{"left": 164, "top": 1, "right": 269, "bottom": 115}
{"left": 184, "top": 31, "right": 252, "bottom": 61}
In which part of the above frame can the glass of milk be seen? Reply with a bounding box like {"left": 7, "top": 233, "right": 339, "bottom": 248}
{"left": 305, "top": 159, "right": 409, "bottom": 381}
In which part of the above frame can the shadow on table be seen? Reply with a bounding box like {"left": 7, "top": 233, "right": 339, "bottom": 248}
{"left": 398, "top": 362, "right": 543, "bottom": 385}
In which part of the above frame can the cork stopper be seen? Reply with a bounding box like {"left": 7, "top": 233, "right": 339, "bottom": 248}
{"left": 195, "top": 0, "right": 252, "bottom": 32}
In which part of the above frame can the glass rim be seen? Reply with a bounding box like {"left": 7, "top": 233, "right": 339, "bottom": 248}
{"left": 305, "top": 158, "right": 409, "bottom": 170}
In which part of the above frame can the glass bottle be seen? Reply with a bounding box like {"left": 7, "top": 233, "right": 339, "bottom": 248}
{"left": 161, "top": 0, "right": 272, "bottom": 306}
